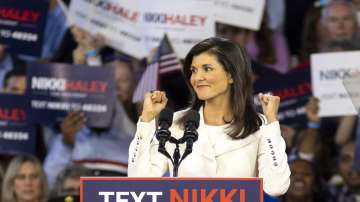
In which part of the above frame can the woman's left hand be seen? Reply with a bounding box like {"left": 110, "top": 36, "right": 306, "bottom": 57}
{"left": 258, "top": 93, "right": 280, "bottom": 124}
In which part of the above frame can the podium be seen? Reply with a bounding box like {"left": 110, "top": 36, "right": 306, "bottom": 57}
{"left": 80, "top": 177, "right": 263, "bottom": 202}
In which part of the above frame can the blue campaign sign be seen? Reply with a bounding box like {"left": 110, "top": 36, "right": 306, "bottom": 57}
{"left": 81, "top": 177, "right": 263, "bottom": 202}
{"left": 254, "top": 68, "right": 312, "bottom": 128}
{"left": 27, "top": 63, "right": 116, "bottom": 128}
{"left": 0, "top": 0, "right": 48, "bottom": 57}
{"left": 0, "top": 94, "right": 36, "bottom": 155}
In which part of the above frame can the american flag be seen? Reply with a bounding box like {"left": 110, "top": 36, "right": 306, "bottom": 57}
{"left": 132, "top": 35, "right": 182, "bottom": 103}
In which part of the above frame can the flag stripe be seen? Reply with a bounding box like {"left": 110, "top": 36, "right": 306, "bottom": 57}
{"left": 160, "top": 59, "right": 179, "bottom": 66}
{"left": 159, "top": 52, "right": 182, "bottom": 72}
{"left": 132, "top": 36, "right": 182, "bottom": 103}
{"left": 132, "top": 63, "right": 159, "bottom": 103}
{"left": 160, "top": 53, "right": 177, "bottom": 60}
{"left": 159, "top": 64, "right": 182, "bottom": 74}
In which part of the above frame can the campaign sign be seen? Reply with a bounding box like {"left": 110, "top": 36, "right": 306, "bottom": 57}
{"left": 27, "top": 63, "right": 115, "bottom": 128}
{"left": 0, "top": 94, "right": 36, "bottom": 154}
{"left": 311, "top": 51, "right": 360, "bottom": 117}
{"left": 81, "top": 177, "right": 263, "bottom": 202}
{"left": 69, "top": 0, "right": 215, "bottom": 59}
{"left": 343, "top": 72, "right": 360, "bottom": 113}
{"left": 0, "top": 0, "right": 48, "bottom": 57}
{"left": 344, "top": 73, "right": 360, "bottom": 171}
{"left": 254, "top": 68, "right": 312, "bottom": 128}
{"left": 68, "top": 0, "right": 144, "bottom": 59}
{"left": 215, "top": 0, "right": 266, "bottom": 31}
{"left": 139, "top": 0, "right": 215, "bottom": 59}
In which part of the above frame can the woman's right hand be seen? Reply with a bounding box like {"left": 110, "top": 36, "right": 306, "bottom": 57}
{"left": 140, "top": 91, "right": 168, "bottom": 122}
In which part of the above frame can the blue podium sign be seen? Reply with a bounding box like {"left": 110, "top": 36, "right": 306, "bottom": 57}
{"left": 81, "top": 177, "right": 263, "bottom": 202}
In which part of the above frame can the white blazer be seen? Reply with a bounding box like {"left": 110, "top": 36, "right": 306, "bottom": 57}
{"left": 128, "top": 108, "right": 290, "bottom": 196}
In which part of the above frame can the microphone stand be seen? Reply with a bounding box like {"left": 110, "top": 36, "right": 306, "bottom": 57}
{"left": 169, "top": 137, "right": 182, "bottom": 177}
{"left": 156, "top": 110, "right": 199, "bottom": 177}
{"left": 158, "top": 136, "right": 189, "bottom": 177}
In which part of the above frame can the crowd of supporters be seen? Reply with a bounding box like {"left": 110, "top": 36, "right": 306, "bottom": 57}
{"left": 1, "top": 0, "right": 360, "bottom": 201}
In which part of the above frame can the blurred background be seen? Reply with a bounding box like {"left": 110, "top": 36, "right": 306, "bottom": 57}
{"left": 1, "top": 0, "right": 360, "bottom": 201}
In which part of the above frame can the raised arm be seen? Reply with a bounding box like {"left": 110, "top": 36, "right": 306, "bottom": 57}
{"left": 128, "top": 91, "right": 169, "bottom": 176}
{"left": 257, "top": 93, "right": 291, "bottom": 196}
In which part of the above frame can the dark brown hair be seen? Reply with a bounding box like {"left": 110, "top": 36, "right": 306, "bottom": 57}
{"left": 180, "top": 37, "right": 263, "bottom": 139}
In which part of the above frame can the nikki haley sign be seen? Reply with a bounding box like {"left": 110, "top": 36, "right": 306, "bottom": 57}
{"left": 81, "top": 178, "right": 263, "bottom": 202}
{"left": 27, "top": 63, "right": 115, "bottom": 128}
{"left": 311, "top": 51, "right": 360, "bottom": 117}
{"left": 0, "top": 0, "right": 48, "bottom": 57}
{"left": 0, "top": 94, "right": 36, "bottom": 155}
{"left": 254, "top": 68, "right": 312, "bottom": 128}
{"left": 68, "top": 0, "right": 214, "bottom": 59}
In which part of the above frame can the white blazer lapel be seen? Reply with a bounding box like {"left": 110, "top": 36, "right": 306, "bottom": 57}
{"left": 213, "top": 130, "right": 258, "bottom": 157}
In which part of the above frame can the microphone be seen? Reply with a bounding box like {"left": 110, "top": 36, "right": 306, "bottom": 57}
{"left": 182, "top": 110, "right": 200, "bottom": 156}
{"left": 156, "top": 108, "right": 174, "bottom": 151}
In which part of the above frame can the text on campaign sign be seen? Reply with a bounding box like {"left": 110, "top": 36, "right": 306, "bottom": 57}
{"left": 81, "top": 177, "right": 263, "bottom": 202}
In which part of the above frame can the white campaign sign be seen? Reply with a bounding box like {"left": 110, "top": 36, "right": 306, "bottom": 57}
{"left": 69, "top": 0, "right": 145, "bottom": 58}
{"left": 311, "top": 51, "right": 360, "bottom": 117}
{"left": 139, "top": 0, "right": 215, "bottom": 59}
{"left": 343, "top": 72, "right": 360, "bottom": 113}
{"left": 215, "top": 0, "right": 265, "bottom": 31}
{"left": 69, "top": 0, "right": 215, "bottom": 59}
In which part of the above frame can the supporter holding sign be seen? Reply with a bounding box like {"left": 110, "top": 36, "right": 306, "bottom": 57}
{"left": 68, "top": 0, "right": 142, "bottom": 58}
{"left": 27, "top": 63, "right": 115, "bottom": 128}
{"left": 68, "top": 0, "right": 215, "bottom": 59}
{"left": 311, "top": 51, "right": 360, "bottom": 117}
{"left": 43, "top": 60, "right": 136, "bottom": 190}
{"left": 52, "top": 25, "right": 114, "bottom": 66}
